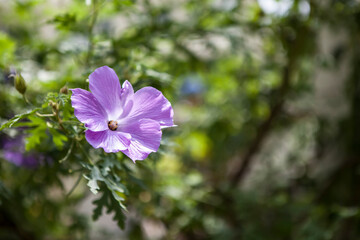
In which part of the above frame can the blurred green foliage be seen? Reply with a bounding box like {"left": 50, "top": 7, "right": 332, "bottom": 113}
{"left": 0, "top": 0, "right": 360, "bottom": 239}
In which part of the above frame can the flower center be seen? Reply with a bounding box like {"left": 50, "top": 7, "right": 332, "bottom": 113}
{"left": 108, "top": 120, "right": 118, "bottom": 131}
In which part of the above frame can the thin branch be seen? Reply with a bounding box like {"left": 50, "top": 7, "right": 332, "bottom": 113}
{"left": 36, "top": 112, "right": 55, "bottom": 117}
{"left": 78, "top": 142, "right": 95, "bottom": 165}
{"left": 54, "top": 105, "right": 68, "bottom": 134}
{"left": 66, "top": 173, "right": 83, "bottom": 198}
{"left": 230, "top": 64, "right": 292, "bottom": 187}
{"left": 59, "top": 141, "right": 75, "bottom": 163}
{"left": 85, "top": 0, "right": 99, "bottom": 69}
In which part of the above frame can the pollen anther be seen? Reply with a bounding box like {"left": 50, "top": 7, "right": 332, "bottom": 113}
{"left": 108, "top": 120, "right": 118, "bottom": 131}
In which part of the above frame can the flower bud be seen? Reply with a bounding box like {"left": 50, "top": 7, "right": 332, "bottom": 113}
{"left": 14, "top": 73, "right": 26, "bottom": 95}
{"left": 60, "top": 85, "right": 68, "bottom": 94}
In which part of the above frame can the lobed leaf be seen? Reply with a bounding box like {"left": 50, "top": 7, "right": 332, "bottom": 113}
{"left": 0, "top": 108, "right": 40, "bottom": 131}
{"left": 92, "top": 187, "right": 126, "bottom": 229}
{"left": 85, "top": 158, "right": 128, "bottom": 228}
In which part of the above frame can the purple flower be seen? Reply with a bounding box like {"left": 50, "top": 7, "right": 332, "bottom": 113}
{"left": 2, "top": 135, "right": 44, "bottom": 168}
{"left": 71, "top": 66, "right": 174, "bottom": 162}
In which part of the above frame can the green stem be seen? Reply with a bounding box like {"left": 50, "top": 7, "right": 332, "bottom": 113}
{"left": 53, "top": 102, "right": 69, "bottom": 135}
{"left": 78, "top": 142, "right": 95, "bottom": 165}
{"left": 66, "top": 173, "right": 83, "bottom": 197}
{"left": 85, "top": 0, "right": 99, "bottom": 71}
{"left": 36, "top": 112, "right": 55, "bottom": 118}
{"left": 23, "top": 94, "right": 32, "bottom": 106}
{"left": 59, "top": 141, "right": 75, "bottom": 163}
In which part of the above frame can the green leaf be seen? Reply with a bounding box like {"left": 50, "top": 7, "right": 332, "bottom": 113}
{"left": 101, "top": 153, "right": 123, "bottom": 172}
{"left": 48, "top": 13, "right": 76, "bottom": 30}
{"left": 108, "top": 194, "right": 126, "bottom": 229}
{"left": 85, "top": 159, "right": 128, "bottom": 228}
{"left": 84, "top": 166, "right": 103, "bottom": 194}
{"left": 43, "top": 92, "right": 70, "bottom": 108}
{"left": 113, "top": 0, "right": 134, "bottom": 8}
{"left": 49, "top": 128, "right": 67, "bottom": 149}
{"left": 92, "top": 189, "right": 107, "bottom": 221}
{"left": 24, "top": 115, "right": 49, "bottom": 151}
{"left": 0, "top": 108, "right": 40, "bottom": 130}
{"left": 0, "top": 32, "right": 16, "bottom": 67}
{"left": 92, "top": 187, "right": 126, "bottom": 229}
{"left": 25, "top": 125, "right": 48, "bottom": 151}
{"left": 87, "top": 178, "right": 100, "bottom": 195}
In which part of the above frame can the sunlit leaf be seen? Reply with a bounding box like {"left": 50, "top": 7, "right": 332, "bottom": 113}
{"left": 0, "top": 108, "right": 40, "bottom": 130}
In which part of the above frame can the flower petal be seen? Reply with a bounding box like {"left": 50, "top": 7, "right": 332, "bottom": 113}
{"left": 71, "top": 88, "right": 108, "bottom": 131}
{"left": 121, "top": 80, "right": 134, "bottom": 102}
{"left": 121, "top": 119, "right": 162, "bottom": 162}
{"left": 89, "top": 66, "right": 122, "bottom": 119}
{"left": 118, "top": 80, "right": 134, "bottom": 118}
{"left": 85, "top": 130, "right": 131, "bottom": 152}
{"left": 125, "top": 87, "right": 174, "bottom": 128}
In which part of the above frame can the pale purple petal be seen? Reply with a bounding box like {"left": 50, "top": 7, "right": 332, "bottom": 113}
{"left": 85, "top": 130, "right": 131, "bottom": 152}
{"left": 118, "top": 80, "right": 134, "bottom": 118}
{"left": 89, "top": 66, "right": 122, "bottom": 119}
{"left": 71, "top": 88, "right": 108, "bottom": 131}
{"left": 121, "top": 80, "right": 134, "bottom": 101}
{"left": 124, "top": 87, "right": 174, "bottom": 128}
{"left": 120, "top": 119, "right": 162, "bottom": 161}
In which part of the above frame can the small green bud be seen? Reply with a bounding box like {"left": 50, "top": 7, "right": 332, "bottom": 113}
{"left": 14, "top": 74, "right": 26, "bottom": 95}
{"left": 60, "top": 85, "right": 68, "bottom": 94}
